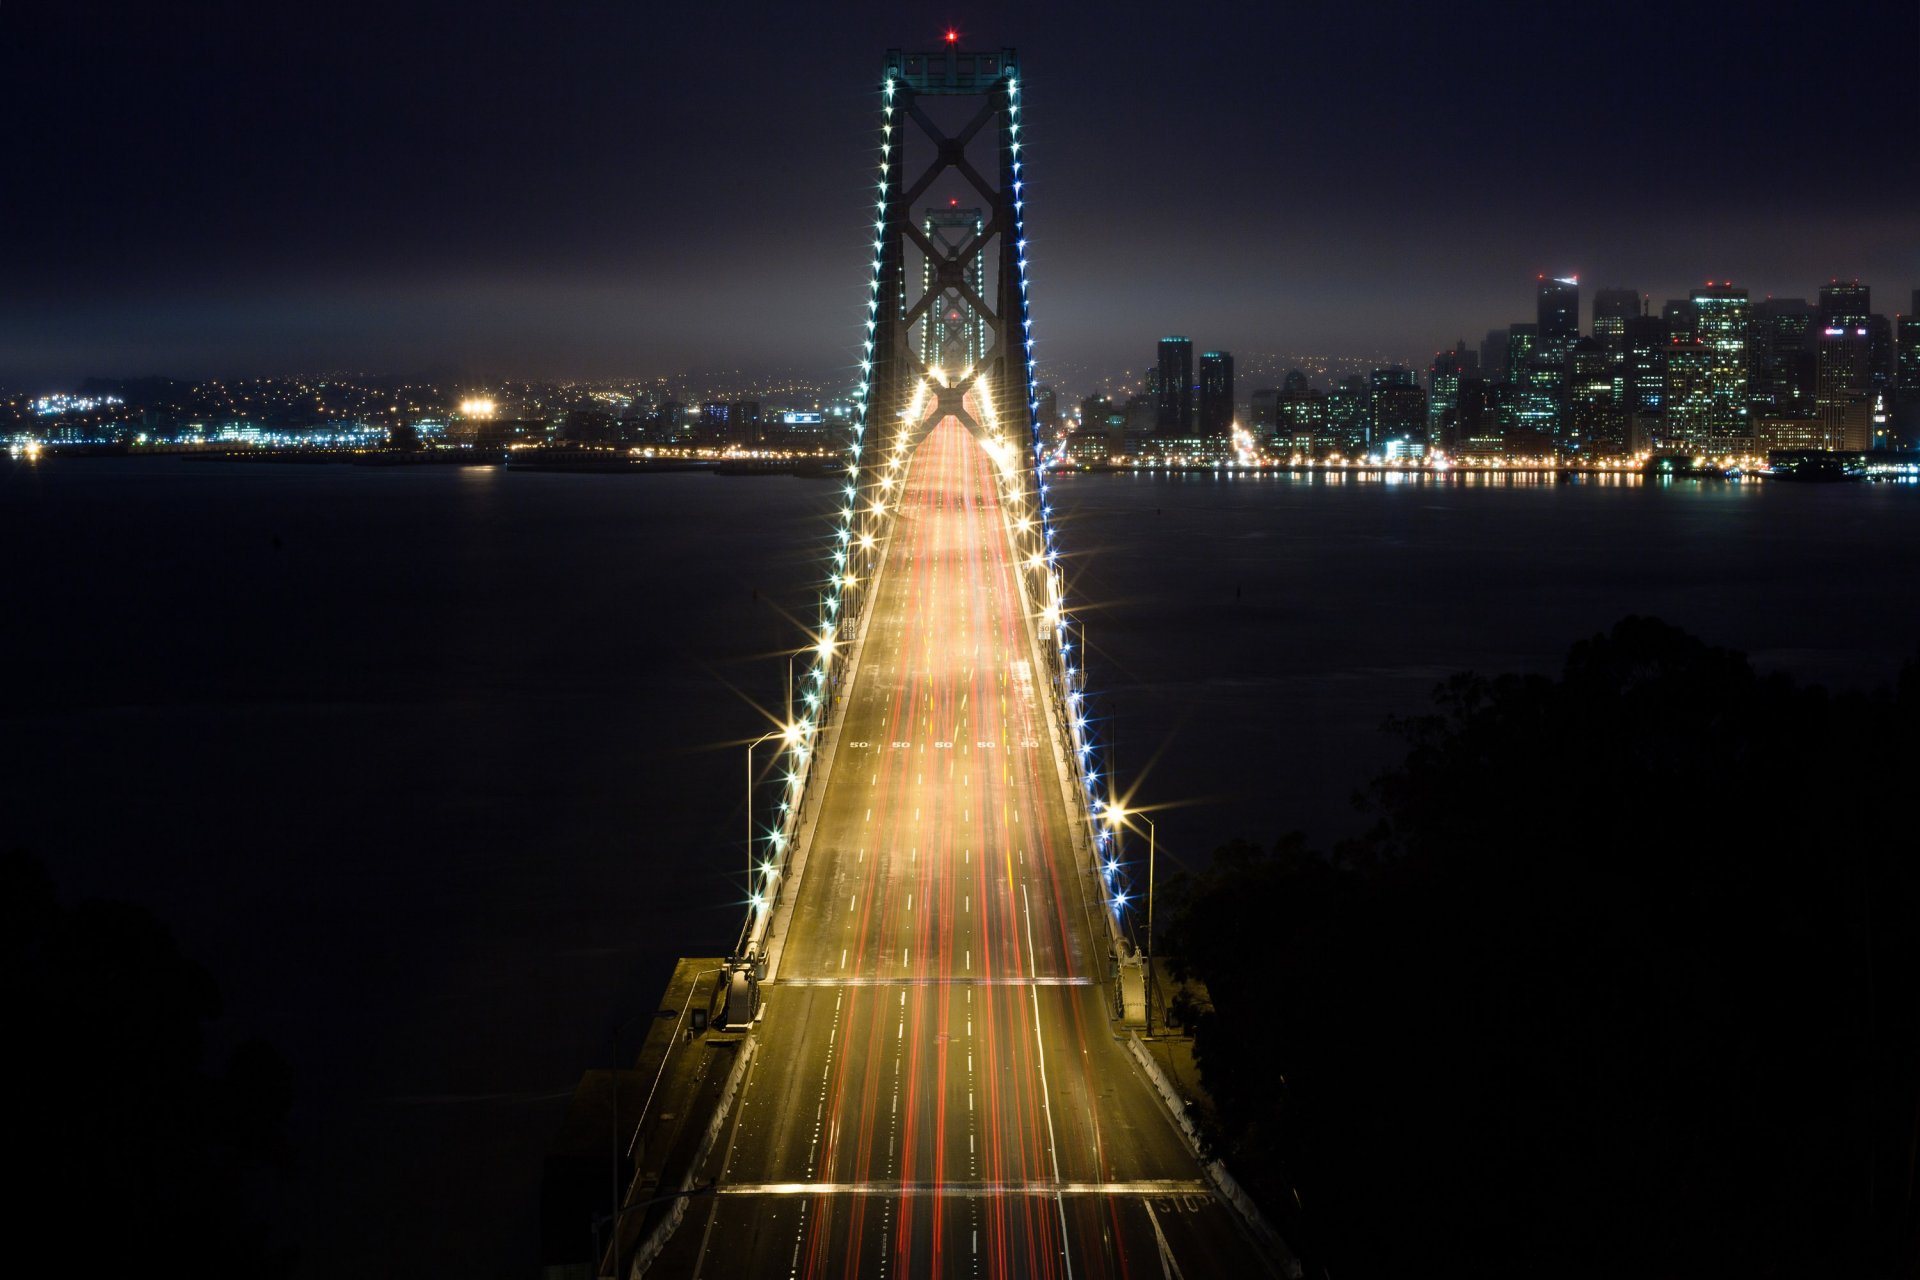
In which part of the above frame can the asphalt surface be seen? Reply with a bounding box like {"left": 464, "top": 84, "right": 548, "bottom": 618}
{"left": 660, "top": 418, "right": 1280, "bottom": 1278}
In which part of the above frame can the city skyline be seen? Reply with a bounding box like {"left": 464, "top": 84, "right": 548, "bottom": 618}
{"left": 6, "top": 1, "right": 1915, "bottom": 385}
{"left": 17, "top": 262, "right": 1918, "bottom": 469}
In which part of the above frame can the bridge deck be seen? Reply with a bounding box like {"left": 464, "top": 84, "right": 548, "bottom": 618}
{"left": 660, "top": 420, "right": 1277, "bottom": 1277}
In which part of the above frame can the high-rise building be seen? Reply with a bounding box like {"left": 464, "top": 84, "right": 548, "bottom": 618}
{"left": 1364, "top": 367, "right": 1414, "bottom": 448}
{"left": 1537, "top": 276, "right": 1581, "bottom": 346}
{"left": 1562, "top": 338, "right": 1620, "bottom": 456}
{"left": 1816, "top": 321, "right": 1874, "bottom": 450}
{"left": 1504, "top": 322, "right": 1537, "bottom": 383}
{"left": 1819, "top": 279, "right": 1871, "bottom": 330}
{"left": 1371, "top": 381, "right": 1428, "bottom": 449}
{"left": 1866, "top": 314, "right": 1895, "bottom": 398}
{"left": 1621, "top": 313, "right": 1670, "bottom": 415}
{"left": 1427, "top": 341, "right": 1477, "bottom": 441}
{"left": 1895, "top": 297, "right": 1920, "bottom": 449}
{"left": 1663, "top": 335, "right": 1715, "bottom": 450}
{"left": 1248, "top": 388, "right": 1279, "bottom": 441}
{"left": 1480, "top": 328, "right": 1511, "bottom": 383}
{"left": 1198, "top": 350, "right": 1234, "bottom": 439}
{"left": 1155, "top": 336, "right": 1193, "bottom": 435}
{"left": 1124, "top": 393, "right": 1157, "bottom": 440}
{"left": 1505, "top": 322, "right": 1559, "bottom": 443}
{"left": 1324, "top": 375, "right": 1368, "bottom": 456}
{"left": 1591, "top": 288, "right": 1641, "bottom": 351}
{"left": 699, "top": 400, "right": 763, "bottom": 449}
{"left": 1450, "top": 378, "right": 1502, "bottom": 458}
{"left": 1690, "top": 283, "right": 1750, "bottom": 446}
{"left": 1275, "top": 370, "right": 1324, "bottom": 455}
{"left": 1033, "top": 385, "right": 1059, "bottom": 434}
{"left": 1748, "top": 298, "right": 1818, "bottom": 416}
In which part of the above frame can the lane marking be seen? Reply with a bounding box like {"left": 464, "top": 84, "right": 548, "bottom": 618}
{"left": 1025, "top": 881, "right": 1075, "bottom": 1280}
{"left": 1145, "top": 1198, "right": 1189, "bottom": 1280}
{"left": 716, "top": 1180, "right": 1209, "bottom": 1197}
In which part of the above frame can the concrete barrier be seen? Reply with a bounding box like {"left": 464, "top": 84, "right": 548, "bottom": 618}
{"left": 628, "top": 1035, "right": 757, "bottom": 1278}
{"left": 1123, "top": 1034, "right": 1302, "bottom": 1278}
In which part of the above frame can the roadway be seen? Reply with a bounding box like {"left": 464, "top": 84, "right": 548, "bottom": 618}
{"left": 658, "top": 417, "right": 1280, "bottom": 1277}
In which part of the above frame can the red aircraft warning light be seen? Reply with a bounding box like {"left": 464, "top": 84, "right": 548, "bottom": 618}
{"left": 945, "top": 29, "right": 959, "bottom": 44}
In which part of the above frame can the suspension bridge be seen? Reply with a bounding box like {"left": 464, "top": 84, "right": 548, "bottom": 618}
{"left": 628, "top": 44, "right": 1293, "bottom": 1278}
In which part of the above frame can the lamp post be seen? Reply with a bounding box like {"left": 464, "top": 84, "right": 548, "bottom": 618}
{"left": 745, "top": 727, "right": 794, "bottom": 907}
{"left": 784, "top": 650, "right": 808, "bottom": 729}
{"left": 1106, "top": 805, "right": 1157, "bottom": 1035}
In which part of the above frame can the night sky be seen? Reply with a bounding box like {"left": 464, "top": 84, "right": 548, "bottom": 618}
{"left": 5, "top": 0, "right": 1916, "bottom": 386}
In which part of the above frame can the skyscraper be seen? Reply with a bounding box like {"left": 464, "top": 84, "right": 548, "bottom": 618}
{"left": 1621, "top": 313, "right": 1670, "bottom": 415}
{"left": 1748, "top": 298, "right": 1817, "bottom": 416}
{"left": 1663, "top": 334, "right": 1714, "bottom": 450}
{"left": 1248, "top": 388, "right": 1279, "bottom": 440}
{"left": 1819, "top": 279, "right": 1871, "bottom": 329}
{"left": 1530, "top": 277, "right": 1579, "bottom": 441}
{"left": 1537, "top": 276, "right": 1580, "bottom": 346}
{"left": 1325, "top": 375, "right": 1367, "bottom": 455}
{"left": 1893, "top": 299, "right": 1920, "bottom": 449}
{"left": 1275, "top": 370, "right": 1324, "bottom": 456}
{"left": 1816, "top": 321, "right": 1874, "bottom": 450}
{"left": 1662, "top": 298, "right": 1695, "bottom": 340}
{"left": 1428, "top": 341, "right": 1477, "bottom": 441}
{"left": 1564, "top": 337, "right": 1622, "bottom": 456}
{"left": 1480, "top": 328, "right": 1510, "bottom": 383}
{"left": 1155, "top": 336, "right": 1193, "bottom": 435}
{"left": 1505, "top": 322, "right": 1558, "bottom": 445}
{"left": 1591, "top": 288, "right": 1641, "bottom": 352}
{"left": 1371, "top": 380, "right": 1427, "bottom": 449}
{"left": 1198, "top": 350, "right": 1234, "bottom": 439}
{"left": 1690, "top": 283, "right": 1751, "bottom": 446}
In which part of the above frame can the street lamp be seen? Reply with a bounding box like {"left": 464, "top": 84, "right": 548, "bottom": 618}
{"left": 746, "top": 726, "right": 798, "bottom": 906}
{"left": 1106, "top": 804, "right": 1157, "bottom": 1036}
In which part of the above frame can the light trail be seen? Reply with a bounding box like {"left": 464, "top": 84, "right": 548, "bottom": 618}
{"left": 668, "top": 412, "right": 1280, "bottom": 1278}
{"left": 721, "top": 1180, "right": 1211, "bottom": 1198}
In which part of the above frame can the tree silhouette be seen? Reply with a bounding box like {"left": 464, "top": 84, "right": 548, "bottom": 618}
{"left": 2, "top": 851, "right": 294, "bottom": 1275}
{"left": 1165, "top": 618, "right": 1920, "bottom": 1278}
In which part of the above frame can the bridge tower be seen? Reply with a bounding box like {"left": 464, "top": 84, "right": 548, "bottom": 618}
{"left": 851, "top": 44, "right": 1043, "bottom": 487}
{"left": 729, "top": 43, "right": 1120, "bottom": 1006}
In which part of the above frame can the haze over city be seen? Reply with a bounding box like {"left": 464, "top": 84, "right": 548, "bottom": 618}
{"left": 6, "top": 0, "right": 1915, "bottom": 385}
